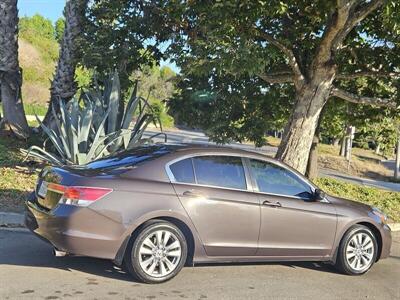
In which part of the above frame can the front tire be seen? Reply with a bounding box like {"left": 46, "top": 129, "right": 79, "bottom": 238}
{"left": 335, "top": 225, "right": 378, "bottom": 275}
{"left": 124, "top": 220, "right": 188, "bottom": 283}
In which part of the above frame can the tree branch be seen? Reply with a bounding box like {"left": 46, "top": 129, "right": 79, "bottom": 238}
{"left": 347, "top": 0, "right": 385, "bottom": 30}
{"left": 333, "top": 0, "right": 385, "bottom": 50}
{"left": 312, "top": 0, "right": 384, "bottom": 73}
{"left": 258, "top": 71, "right": 294, "bottom": 84}
{"left": 337, "top": 71, "right": 400, "bottom": 80}
{"left": 331, "top": 87, "right": 398, "bottom": 108}
{"left": 313, "top": 0, "right": 356, "bottom": 67}
{"left": 254, "top": 27, "right": 304, "bottom": 89}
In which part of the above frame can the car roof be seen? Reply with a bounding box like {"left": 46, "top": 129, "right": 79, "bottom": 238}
{"left": 147, "top": 142, "right": 267, "bottom": 156}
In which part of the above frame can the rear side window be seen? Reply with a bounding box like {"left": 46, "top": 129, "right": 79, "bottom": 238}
{"left": 192, "top": 156, "right": 246, "bottom": 190}
{"left": 169, "top": 158, "right": 195, "bottom": 184}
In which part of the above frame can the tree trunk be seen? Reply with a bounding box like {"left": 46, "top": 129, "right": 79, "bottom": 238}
{"left": 340, "top": 137, "right": 346, "bottom": 156}
{"left": 276, "top": 72, "right": 334, "bottom": 174}
{"left": 306, "top": 105, "right": 324, "bottom": 179}
{"left": 42, "top": 0, "right": 86, "bottom": 126}
{"left": 332, "top": 138, "right": 340, "bottom": 147}
{"left": 306, "top": 134, "right": 320, "bottom": 180}
{"left": 395, "top": 138, "right": 400, "bottom": 179}
{"left": 0, "top": 0, "right": 29, "bottom": 138}
{"left": 345, "top": 135, "right": 352, "bottom": 161}
{"left": 375, "top": 143, "right": 381, "bottom": 155}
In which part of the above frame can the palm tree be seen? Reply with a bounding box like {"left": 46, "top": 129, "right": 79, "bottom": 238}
{"left": 0, "top": 0, "right": 30, "bottom": 138}
{"left": 42, "top": 0, "right": 87, "bottom": 126}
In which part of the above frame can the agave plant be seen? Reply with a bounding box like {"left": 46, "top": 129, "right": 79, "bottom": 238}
{"left": 23, "top": 71, "right": 165, "bottom": 166}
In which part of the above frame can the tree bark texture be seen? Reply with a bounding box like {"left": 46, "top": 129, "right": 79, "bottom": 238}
{"left": 42, "top": 0, "right": 86, "bottom": 125}
{"left": 340, "top": 137, "right": 346, "bottom": 157}
{"left": 306, "top": 134, "right": 320, "bottom": 180}
{"left": 0, "top": 0, "right": 29, "bottom": 138}
{"left": 276, "top": 69, "right": 334, "bottom": 174}
{"left": 306, "top": 108, "right": 324, "bottom": 179}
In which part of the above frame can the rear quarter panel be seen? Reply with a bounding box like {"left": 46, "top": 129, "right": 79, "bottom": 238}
{"left": 85, "top": 173, "right": 207, "bottom": 261}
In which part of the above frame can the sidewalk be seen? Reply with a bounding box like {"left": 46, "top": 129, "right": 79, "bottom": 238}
{"left": 0, "top": 212, "right": 24, "bottom": 228}
{"left": 319, "top": 168, "right": 400, "bottom": 192}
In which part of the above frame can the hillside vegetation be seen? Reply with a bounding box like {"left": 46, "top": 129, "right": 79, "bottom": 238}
{"left": 18, "top": 15, "right": 59, "bottom": 108}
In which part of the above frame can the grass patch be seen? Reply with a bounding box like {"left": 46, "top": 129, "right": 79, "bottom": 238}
{"left": 266, "top": 136, "right": 281, "bottom": 147}
{"left": 0, "top": 167, "right": 37, "bottom": 213}
{"left": 263, "top": 137, "right": 392, "bottom": 181}
{"left": 315, "top": 177, "right": 400, "bottom": 222}
{"left": 0, "top": 134, "right": 43, "bottom": 212}
{"left": 0, "top": 103, "right": 47, "bottom": 117}
{"left": 24, "top": 103, "right": 47, "bottom": 116}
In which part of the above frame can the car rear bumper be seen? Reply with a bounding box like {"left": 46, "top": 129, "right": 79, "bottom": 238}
{"left": 25, "top": 192, "right": 126, "bottom": 260}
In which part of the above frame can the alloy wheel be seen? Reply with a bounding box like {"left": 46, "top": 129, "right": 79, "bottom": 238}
{"left": 138, "top": 229, "right": 182, "bottom": 278}
{"left": 345, "top": 232, "right": 374, "bottom": 272}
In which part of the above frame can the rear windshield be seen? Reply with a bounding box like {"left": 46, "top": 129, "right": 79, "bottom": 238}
{"left": 83, "top": 145, "right": 173, "bottom": 170}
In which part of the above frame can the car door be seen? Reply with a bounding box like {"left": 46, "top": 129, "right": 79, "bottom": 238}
{"left": 167, "top": 155, "right": 261, "bottom": 256}
{"left": 247, "top": 159, "right": 337, "bottom": 258}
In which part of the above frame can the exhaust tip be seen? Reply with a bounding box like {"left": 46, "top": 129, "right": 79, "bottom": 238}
{"left": 53, "top": 248, "right": 67, "bottom": 257}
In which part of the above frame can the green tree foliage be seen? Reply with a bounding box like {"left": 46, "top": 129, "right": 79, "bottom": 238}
{"left": 81, "top": 0, "right": 170, "bottom": 91}
{"left": 54, "top": 17, "right": 65, "bottom": 42}
{"left": 19, "top": 14, "right": 55, "bottom": 40}
{"left": 156, "top": 0, "right": 400, "bottom": 173}
{"left": 133, "top": 65, "right": 176, "bottom": 128}
{"left": 19, "top": 14, "right": 58, "bottom": 63}
{"left": 169, "top": 72, "right": 292, "bottom": 146}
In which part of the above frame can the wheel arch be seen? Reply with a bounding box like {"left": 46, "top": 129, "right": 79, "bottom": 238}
{"left": 114, "top": 215, "right": 196, "bottom": 266}
{"left": 332, "top": 220, "right": 383, "bottom": 264}
{"left": 357, "top": 221, "right": 382, "bottom": 262}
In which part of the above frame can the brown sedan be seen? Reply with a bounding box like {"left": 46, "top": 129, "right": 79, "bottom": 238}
{"left": 25, "top": 144, "right": 392, "bottom": 283}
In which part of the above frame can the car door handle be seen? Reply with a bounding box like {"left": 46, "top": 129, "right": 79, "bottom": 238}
{"left": 262, "top": 200, "right": 282, "bottom": 208}
{"left": 183, "top": 189, "right": 204, "bottom": 197}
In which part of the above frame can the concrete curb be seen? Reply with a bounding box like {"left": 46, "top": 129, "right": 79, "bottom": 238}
{"left": 388, "top": 223, "right": 400, "bottom": 232}
{"left": 0, "top": 212, "right": 25, "bottom": 228}
{"left": 1, "top": 211, "right": 399, "bottom": 232}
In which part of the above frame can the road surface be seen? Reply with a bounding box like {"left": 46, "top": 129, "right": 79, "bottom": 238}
{"left": 0, "top": 229, "right": 399, "bottom": 299}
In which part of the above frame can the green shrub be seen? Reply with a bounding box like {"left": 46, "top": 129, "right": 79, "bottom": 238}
{"left": 315, "top": 177, "right": 400, "bottom": 222}
{"left": 151, "top": 101, "right": 174, "bottom": 128}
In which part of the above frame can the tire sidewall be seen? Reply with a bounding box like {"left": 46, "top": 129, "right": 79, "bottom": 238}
{"left": 129, "top": 221, "right": 188, "bottom": 284}
{"left": 339, "top": 225, "right": 378, "bottom": 275}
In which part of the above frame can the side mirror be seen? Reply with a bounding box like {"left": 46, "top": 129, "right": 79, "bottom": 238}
{"left": 313, "top": 189, "right": 326, "bottom": 201}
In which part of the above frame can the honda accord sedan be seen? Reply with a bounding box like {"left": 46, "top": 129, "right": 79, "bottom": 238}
{"left": 25, "top": 143, "right": 392, "bottom": 283}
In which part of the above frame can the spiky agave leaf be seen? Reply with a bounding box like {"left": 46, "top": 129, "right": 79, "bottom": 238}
{"left": 35, "top": 114, "right": 67, "bottom": 159}
{"left": 78, "top": 102, "right": 93, "bottom": 152}
{"left": 105, "top": 71, "right": 120, "bottom": 133}
{"left": 51, "top": 103, "right": 71, "bottom": 159}
{"left": 23, "top": 70, "right": 166, "bottom": 166}
{"left": 21, "top": 146, "right": 66, "bottom": 166}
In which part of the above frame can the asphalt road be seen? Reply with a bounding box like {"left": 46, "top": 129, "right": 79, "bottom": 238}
{"left": 0, "top": 229, "right": 399, "bottom": 300}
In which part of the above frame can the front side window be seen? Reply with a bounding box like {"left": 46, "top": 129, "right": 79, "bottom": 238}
{"left": 192, "top": 156, "right": 247, "bottom": 190}
{"left": 250, "top": 159, "right": 313, "bottom": 199}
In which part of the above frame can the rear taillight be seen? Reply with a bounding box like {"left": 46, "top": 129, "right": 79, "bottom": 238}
{"left": 48, "top": 183, "right": 113, "bottom": 207}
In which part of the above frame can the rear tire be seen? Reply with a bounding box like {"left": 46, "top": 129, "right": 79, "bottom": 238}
{"left": 124, "top": 220, "right": 187, "bottom": 284}
{"left": 335, "top": 225, "right": 377, "bottom": 275}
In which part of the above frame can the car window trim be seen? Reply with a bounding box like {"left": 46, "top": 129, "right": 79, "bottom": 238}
{"left": 165, "top": 152, "right": 317, "bottom": 198}
{"left": 165, "top": 153, "right": 252, "bottom": 191}
{"left": 243, "top": 157, "right": 316, "bottom": 199}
